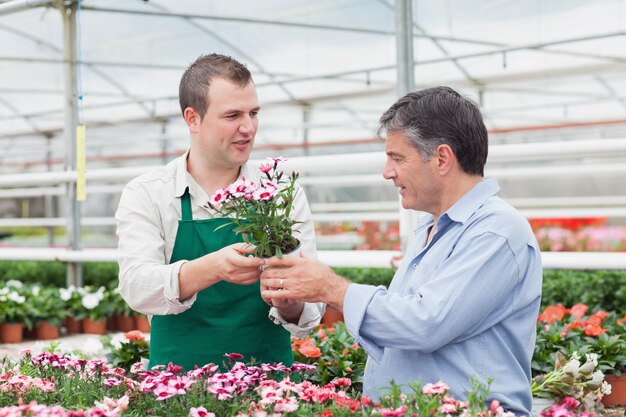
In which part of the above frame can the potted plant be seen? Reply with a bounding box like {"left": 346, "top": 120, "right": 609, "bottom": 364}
{"left": 534, "top": 303, "right": 626, "bottom": 406}
{"left": 80, "top": 286, "right": 112, "bottom": 334}
{"left": 108, "top": 286, "right": 137, "bottom": 332}
{"left": 59, "top": 285, "right": 86, "bottom": 333}
{"left": 30, "top": 286, "right": 67, "bottom": 340}
{"left": 0, "top": 280, "right": 33, "bottom": 343}
{"left": 208, "top": 157, "right": 301, "bottom": 258}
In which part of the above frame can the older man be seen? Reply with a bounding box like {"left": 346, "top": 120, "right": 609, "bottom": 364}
{"left": 261, "top": 86, "right": 542, "bottom": 416}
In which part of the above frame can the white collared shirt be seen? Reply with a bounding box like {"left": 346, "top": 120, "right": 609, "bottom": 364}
{"left": 115, "top": 150, "right": 323, "bottom": 338}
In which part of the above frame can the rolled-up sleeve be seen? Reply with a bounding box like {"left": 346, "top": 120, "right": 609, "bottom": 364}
{"left": 268, "top": 301, "right": 325, "bottom": 339}
{"left": 116, "top": 181, "right": 195, "bottom": 316}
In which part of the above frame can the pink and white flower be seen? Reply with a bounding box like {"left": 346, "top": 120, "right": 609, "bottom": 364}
{"left": 190, "top": 406, "right": 215, "bottom": 417}
{"left": 422, "top": 380, "right": 450, "bottom": 395}
{"left": 209, "top": 189, "right": 230, "bottom": 207}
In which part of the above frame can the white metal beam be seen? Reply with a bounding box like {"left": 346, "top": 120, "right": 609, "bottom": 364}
{"left": 0, "top": 248, "right": 624, "bottom": 270}
{"left": 0, "top": 0, "right": 53, "bottom": 16}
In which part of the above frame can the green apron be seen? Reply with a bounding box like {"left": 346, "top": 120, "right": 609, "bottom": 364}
{"left": 149, "top": 189, "right": 294, "bottom": 371}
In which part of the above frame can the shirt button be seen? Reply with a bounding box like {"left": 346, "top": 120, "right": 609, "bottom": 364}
{"left": 412, "top": 264, "right": 417, "bottom": 269}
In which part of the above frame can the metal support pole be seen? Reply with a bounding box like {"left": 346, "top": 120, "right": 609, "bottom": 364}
{"left": 62, "top": 0, "right": 82, "bottom": 287}
{"left": 394, "top": 0, "right": 421, "bottom": 251}
{"left": 45, "top": 136, "right": 56, "bottom": 246}
{"left": 302, "top": 104, "right": 311, "bottom": 156}
{"left": 395, "top": 0, "right": 415, "bottom": 97}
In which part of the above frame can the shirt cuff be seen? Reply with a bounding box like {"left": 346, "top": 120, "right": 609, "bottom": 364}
{"left": 268, "top": 302, "right": 325, "bottom": 339}
{"left": 344, "top": 283, "right": 385, "bottom": 362}
{"left": 164, "top": 259, "right": 197, "bottom": 309}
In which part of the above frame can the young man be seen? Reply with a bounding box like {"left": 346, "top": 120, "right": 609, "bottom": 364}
{"left": 116, "top": 54, "right": 323, "bottom": 370}
{"left": 261, "top": 86, "right": 542, "bottom": 416}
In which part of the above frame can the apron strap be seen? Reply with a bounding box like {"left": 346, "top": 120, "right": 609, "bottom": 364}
{"left": 180, "top": 188, "right": 193, "bottom": 221}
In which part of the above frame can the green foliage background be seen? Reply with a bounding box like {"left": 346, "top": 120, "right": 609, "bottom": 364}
{"left": 1, "top": 261, "right": 625, "bottom": 314}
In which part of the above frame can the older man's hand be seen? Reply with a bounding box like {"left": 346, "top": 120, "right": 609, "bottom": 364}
{"left": 260, "top": 254, "right": 350, "bottom": 312}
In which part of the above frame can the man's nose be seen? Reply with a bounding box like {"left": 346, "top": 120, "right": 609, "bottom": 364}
{"left": 239, "top": 116, "right": 255, "bottom": 134}
{"left": 382, "top": 163, "right": 395, "bottom": 180}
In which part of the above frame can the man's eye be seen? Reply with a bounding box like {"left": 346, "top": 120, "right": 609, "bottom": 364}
{"left": 226, "top": 114, "right": 238, "bottom": 119}
{"left": 250, "top": 111, "right": 259, "bottom": 117}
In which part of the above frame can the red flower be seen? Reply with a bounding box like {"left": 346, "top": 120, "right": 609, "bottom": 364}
{"left": 537, "top": 304, "right": 567, "bottom": 323}
{"left": 569, "top": 303, "right": 588, "bottom": 319}
{"left": 224, "top": 353, "right": 244, "bottom": 360}
{"left": 124, "top": 330, "right": 145, "bottom": 342}
{"left": 298, "top": 338, "right": 322, "bottom": 358}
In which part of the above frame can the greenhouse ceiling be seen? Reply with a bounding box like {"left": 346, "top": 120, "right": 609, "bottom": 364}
{"left": 1, "top": 0, "right": 626, "bottom": 170}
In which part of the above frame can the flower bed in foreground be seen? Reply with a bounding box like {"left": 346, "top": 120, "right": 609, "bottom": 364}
{"left": 0, "top": 351, "right": 523, "bottom": 417}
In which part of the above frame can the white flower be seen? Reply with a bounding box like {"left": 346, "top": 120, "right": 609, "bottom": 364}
{"left": 5, "top": 280, "right": 23, "bottom": 288}
{"left": 7, "top": 291, "right": 25, "bottom": 304}
{"left": 579, "top": 353, "right": 599, "bottom": 375}
{"left": 59, "top": 288, "right": 73, "bottom": 301}
{"left": 82, "top": 293, "right": 100, "bottom": 310}
{"left": 585, "top": 353, "right": 599, "bottom": 366}
{"left": 96, "top": 286, "right": 106, "bottom": 299}
{"left": 31, "top": 285, "right": 41, "bottom": 296}
{"left": 110, "top": 333, "right": 125, "bottom": 350}
{"left": 562, "top": 356, "right": 581, "bottom": 377}
{"left": 590, "top": 370, "right": 605, "bottom": 386}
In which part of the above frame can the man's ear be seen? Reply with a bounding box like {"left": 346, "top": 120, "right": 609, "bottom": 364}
{"left": 435, "top": 144, "right": 455, "bottom": 175}
{"left": 183, "top": 107, "right": 200, "bottom": 132}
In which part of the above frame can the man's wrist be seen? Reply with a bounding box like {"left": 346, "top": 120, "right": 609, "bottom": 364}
{"left": 325, "top": 273, "right": 350, "bottom": 312}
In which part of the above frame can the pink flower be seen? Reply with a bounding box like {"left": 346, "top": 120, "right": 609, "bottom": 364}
{"left": 228, "top": 178, "right": 255, "bottom": 197}
{"left": 103, "top": 378, "right": 122, "bottom": 387}
{"left": 422, "top": 381, "right": 449, "bottom": 395}
{"left": 94, "top": 395, "right": 129, "bottom": 413}
{"left": 330, "top": 377, "right": 352, "bottom": 388}
{"left": 259, "top": 162, "right": 273, "bottom": 173}
{"left": 190, "top": 406, "right": 215, "bottom": 417}
{"left": 274, "top": 397, "right": 299, "bottom": 413}
{"left": 209, "top": 189, "right": 229, "bottom": 207}
{"left": 560, "top": 397, "right": 579, "bottom": 409}
{"left": 489, "top": 399, "right": 504, "bottom": 414}
{"left": 130, "top": 362, "right": 145, "bottom": 374}
{"left": 438, "top": 403, "right": 458, "bottom": 414}
{"left": 262, "top": 180, "right": 277, "bottom": 190}
{"left": 153, "top": 384, "right": 177, "bottom": 400}
{"left": 253, "top": 188, "right": 276, "bottom": 202}
{"left": 379, "top": 405, "right": 408, "bottom": 417}
{"left": 225, "top": 353, "right": 244, "bottom": 360}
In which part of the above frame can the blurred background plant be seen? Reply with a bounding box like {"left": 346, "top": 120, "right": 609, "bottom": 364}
{"left": 0, "top": 280, "right": 34, "bottom": 329}
{"left": 29, "top": 286, "right": 68, "bottom": 328}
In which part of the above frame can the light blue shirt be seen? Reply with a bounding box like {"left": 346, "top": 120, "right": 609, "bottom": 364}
{"left": 344, "top": 178, "right": 542, "bottom": 416}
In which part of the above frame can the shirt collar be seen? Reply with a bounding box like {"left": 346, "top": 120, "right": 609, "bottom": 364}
{"left": 174, "top": 149, "right": 191, "bottom": 198}
{"left": 173, "top": 149, "right": 253, "bottom": 198}
{"left": 444, "top": 177, "right": 500, "bottom": 224}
